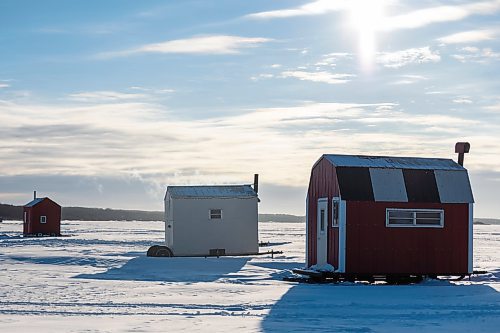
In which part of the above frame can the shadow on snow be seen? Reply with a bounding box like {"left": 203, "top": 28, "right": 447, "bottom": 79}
{"left": 0, "top": 236, "right": 158, "bottom": 248}
{"left": 76, "top": 256, "right": 251, "bottom": 283}
{"left": 261, "top": 271, "right": 500, "bottom": 333}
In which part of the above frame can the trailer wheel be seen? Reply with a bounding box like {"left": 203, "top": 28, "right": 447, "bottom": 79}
{"left": 156, "top": 246, "right": 173, "bottom": 257}
{"left": 147, "top": 245, "right": 161, "bottom": 257}
{"left": 147, "top": 245, "right": 174, "bottom": 257}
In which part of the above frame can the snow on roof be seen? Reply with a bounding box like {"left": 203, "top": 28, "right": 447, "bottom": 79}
{"left": 167, "top": 185, "right": 257, "bottom": 199}
{"left": 24, "top": 197, "right": 46, "bottom": 207}
{"left": 324, "top": 154, "right": 464, "bottom": 170}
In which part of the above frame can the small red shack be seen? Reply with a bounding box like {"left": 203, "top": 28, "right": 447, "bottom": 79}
{"left": 306, "top": 144, "right": 474, "bottom": 278}
{"left": 23, "top": 193, "right": 61, "bottom": 236}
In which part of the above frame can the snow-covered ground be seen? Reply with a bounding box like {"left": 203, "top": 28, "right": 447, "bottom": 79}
{"left": 0, "top": 220, "right": 498, "bottom": 332}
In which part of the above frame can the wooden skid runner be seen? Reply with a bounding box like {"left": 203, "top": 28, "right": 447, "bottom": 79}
{"left": 287, "top": 269, "right": 488, "bottom": 284}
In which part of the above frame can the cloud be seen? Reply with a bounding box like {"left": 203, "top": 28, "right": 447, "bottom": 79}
{"left": 100, "top": 35, "right": 272, "bottom": 58}
{"left": 246, "top": 1, "right": 500, "bottom": 33}
{"left": 315, "top": 53, "right": 352, "bottom": 67}
{"left": 67, "top": 91, "right": 148, "bottom": 102}
{"left": 377, "top": 47, "right": 440, "bottom": 68}
{"left": 250, "top": 73, "right": 274, "bottom": 81}
{"left": 246, "top": 1, "right": 348, "bottom": 19}
{"left": 0, "top": 98, "right": 497, "bottom": 206}
{"left": 381, "top": 0, "right": 500, "bottom": 30}
{"left": 0, "top": 80, "right": 11, "bottom": 89}
{"left": 484, "top": 103, "right": 500, "bottom": 113}
{"left": 438, "top": 29, "right": 498, "bottom": 44}
{"left": 281, "top": 71, "right": 354, "bottom": 84}
{"left": 453, "top": 96, "right": 474, "bottom": 104}
{"left": 451, "top": 47, "right": 500, "bottom": 63}
{"left": 129, "top": 86, "right": 175, "bottom": 94}
{"left": 390, "top": 74, "right": 428, "bottom": 85}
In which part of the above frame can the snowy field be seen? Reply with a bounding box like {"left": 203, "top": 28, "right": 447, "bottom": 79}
{"left": 0, "top": 220, "right": 498, "bottom": 332}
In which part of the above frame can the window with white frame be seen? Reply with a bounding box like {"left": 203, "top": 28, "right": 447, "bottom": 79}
{"left": 386, "top": 209, "right": 443, "bottom": 227}
{"left": 209, "top": 209, "right": 222, "bottom": 220}
{"left": 332, "top": 200, "right": 339, "bottom": 227}
{"left": 40, "top": 216, "right": 47, "bottom": 224}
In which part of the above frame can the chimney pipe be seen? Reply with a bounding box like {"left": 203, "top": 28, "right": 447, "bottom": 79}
{"left": 455, "top": 142, "right": 470, "bottom": 166}
{"left": 253, "top": 174, "right": 259, "bottom": 194}
{"left": 33, "top": 190, "right": 37, "bottom": 200}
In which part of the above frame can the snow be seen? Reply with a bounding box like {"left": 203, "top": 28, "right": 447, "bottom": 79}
{"left": 0, "top": 220, "right": 498, "bottom": 332}
{"left": 167, "top": 185, "right": 257, "bottom": 198}
{"left": 324, "top": 154, "right": 464, "bottom": 170}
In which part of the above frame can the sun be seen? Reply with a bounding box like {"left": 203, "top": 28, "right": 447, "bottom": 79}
{"left": 347, "top": 0, "right": 387, "bottom": 72}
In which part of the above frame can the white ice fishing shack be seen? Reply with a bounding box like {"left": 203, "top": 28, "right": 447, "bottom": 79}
{"left": 164, "top": 175, "right": 259, "bottom": 256}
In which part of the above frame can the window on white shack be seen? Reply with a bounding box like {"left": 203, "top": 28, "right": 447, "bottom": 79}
{"left": 209, "top": 209, "right": 222, "bottom": 220}
{"left": 386, "top": 209, "right": 443, "bottom": 227}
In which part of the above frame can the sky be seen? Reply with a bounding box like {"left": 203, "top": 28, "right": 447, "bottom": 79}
{"left": 1, "top": 0, "right": 500, "bottom": 217}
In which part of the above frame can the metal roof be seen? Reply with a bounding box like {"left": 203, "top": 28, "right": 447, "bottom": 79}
{"left": 24, "top": 197, "right": 46, "bottom": 207}
{"left": 167, "top": 185, "right": 257, "bottom": 199}
{"left": 324, "top": 154, "right": 464, "bottom": 170}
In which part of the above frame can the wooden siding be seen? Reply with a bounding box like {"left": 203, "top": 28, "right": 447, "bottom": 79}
{"left": 307, "top": 157, "right": 340, "bottom": 267}
{"left": 345, "top": 201, "right": 469, "bottom": 275}
{"left": 23, "top": 199, "right": 61, "bottom": 235}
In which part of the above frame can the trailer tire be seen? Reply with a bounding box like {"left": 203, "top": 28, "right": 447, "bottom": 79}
{"left": 156, "top": 246, "right": 174, "bottom": 257}
{"left": 147, "top": 245, "right": 174, "bottom": 257}
{"left": 147, "top": 245, "right": 161, "bottom": 257}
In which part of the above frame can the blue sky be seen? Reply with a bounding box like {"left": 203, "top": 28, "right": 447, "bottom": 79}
{"left": 1, "top": 0, "right": 500, "bottom": 217}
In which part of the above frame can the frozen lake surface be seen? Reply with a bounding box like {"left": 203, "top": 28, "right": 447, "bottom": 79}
{"left": 0, "top": 220, "right": 498, "bottom": 332}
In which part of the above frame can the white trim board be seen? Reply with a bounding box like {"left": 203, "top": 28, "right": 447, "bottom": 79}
{"left": 468, "top": 203, "right": 473, "bottom": 274}
{"left": 305, "top": 194, "right": 309, "bottom": 268}
{"left": 338, "top": 199, "right": 346, "bottom": 273}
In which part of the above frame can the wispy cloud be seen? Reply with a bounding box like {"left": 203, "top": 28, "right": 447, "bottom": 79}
{"left": 381, "top": 0, "right": 500, "bottom": 30}
{"left": 438, "top": 29, "right": 498, "bottom": 44}
{"left": 390, "top": 74, "right": 428, "bottom": 85}
{"left": 453, "top": 96, "right": 474, "bottom": 104}
{"left": 484, "top": 102, "right": 500, "bottom": 112}
{"left": 281, "top": 71, "right": 354, "bottom": 84}
{"left": 315, "top": 53, "right": 352, "bottom": 67}
{"left": 245, "top": 1, "right": 348, "bottom": 19}
{"left": 250, "top": 73, "right": 274, "bottom": 81}
{"left": 99, "top": 35, "right": 272, "bottom": 58}
{"left": 0, "top": 98, "right": 497, "bottom": 191}
{"left": 377, "top": 47, "right": 440, "bottom": 68}
{"left": 0, "top": 83, "right": 10, "bottom": 89}
{"left": 67, "top": 91, "right": 148, "bottom": 102}
{"left": 246, "top": 0, "right": 500, "bottom": 33}
{"left": 451, "top": 46, "right": 500, "bottom": 63}
{"left": 129, "top": 86, "right": 175, "bottom": 94}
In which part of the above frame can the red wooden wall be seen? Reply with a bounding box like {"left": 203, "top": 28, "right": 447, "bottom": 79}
{"left": 307, "top": 157, "right": 340, "bottom": 267}
{"left": 23, "top": 199, "right": 61, "bottom": 235}
{"left": 345, "top": 201, "right": 469, "bottom": 275}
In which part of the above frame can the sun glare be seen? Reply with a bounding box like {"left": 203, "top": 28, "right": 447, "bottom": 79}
{"left": 348, "top": 0, "right": 386, "bottom": 72}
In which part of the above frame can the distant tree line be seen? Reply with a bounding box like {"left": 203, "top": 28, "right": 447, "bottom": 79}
{"left": 0, "top": 203, "right": 306, "bottom": 222}
{"left": 61, "top": 207, "right": 164, "bottom": 221}
{"left": 0, "top": 203, "right": 22, "bottom": 220}
{"left": 0, "top": 203, "right": 163, "bottom": 221}
{"left": 258, "top": 214, "right": 305, "bottom": 223}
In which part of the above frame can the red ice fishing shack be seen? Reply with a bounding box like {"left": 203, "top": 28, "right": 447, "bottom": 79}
{"left": 306, "top": 143, "right": 474, "bottom": 278}
{"left": 23, "top": 191, "right": 62, "bottom": 236}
